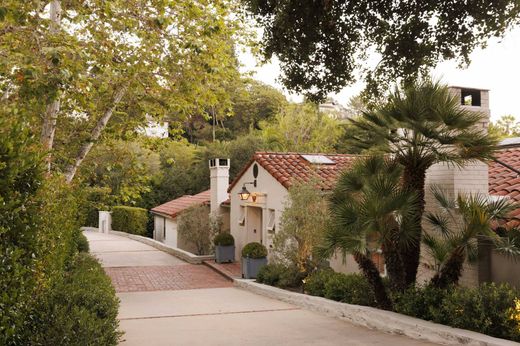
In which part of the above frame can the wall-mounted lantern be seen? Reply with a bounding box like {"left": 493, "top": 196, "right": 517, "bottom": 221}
{"left": 239, "top": 181, "right": 256, "bottom": 201}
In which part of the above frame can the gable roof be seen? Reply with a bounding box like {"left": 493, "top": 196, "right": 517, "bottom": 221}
{"left": 228, "top": 152, "right": 358, "bottom": 192}
{"left": 489, "top": 146, "right": 520, "bottom": 226}
{"left": 151, "top": 190, "right": 210, "bottom": 219}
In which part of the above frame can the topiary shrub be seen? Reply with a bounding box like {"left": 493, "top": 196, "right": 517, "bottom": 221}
{"left": 111, "top": 206, "right": 148, "bottom": 236}
{"left": 214, "top": 232, "right": 234, "bottom": 246}
{"left": 304, "top": 269, "right": 335, "bottom": 297}
{"left": 242, "top": 242, "right": 267, "bottom": 258}
{"left": 323, "top": 273, "right": 376, "bottom": 306}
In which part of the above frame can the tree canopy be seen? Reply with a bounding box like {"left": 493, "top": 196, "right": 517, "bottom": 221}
{"left": 244, "top": 0, "right": 520, "bottom": 99}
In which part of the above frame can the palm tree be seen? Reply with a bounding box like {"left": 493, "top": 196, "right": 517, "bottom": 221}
{"left": 424, "top": 186, "right": 519, "bottom": 288}
{"left": 348, "top": 79, "right": 497, "bottom": 286}
{"left": 320, "top": 156, "right": 417, "bottom": 309}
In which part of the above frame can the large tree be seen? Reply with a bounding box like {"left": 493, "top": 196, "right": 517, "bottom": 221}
{"left": 348, "top": 80, "right": 497, "bottom": 286}
{"left": 1, "top": 0, "right": 244, "bottom": 181}
{"left": 244, "top": 0, "right": 520, "bottom": 99}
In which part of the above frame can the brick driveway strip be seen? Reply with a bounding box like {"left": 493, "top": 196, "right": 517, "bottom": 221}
{"left": 105, "top": 265, "right": 232, "bottom": 292}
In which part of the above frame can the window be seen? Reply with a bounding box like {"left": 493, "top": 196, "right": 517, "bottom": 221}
{"left": 163, "top": 217, "right": 166, "bottom": 239}
{"left": 301, "top": 154, "right": 335, "bottom": 165}
{"left": 238, "top": 206, "right": 245, "bottom": 225}
{"left": 460, "top": 88, "right": 481, "bottom": 107}
{"left": 267, "top": 209, "right": 276, "bottom": 232}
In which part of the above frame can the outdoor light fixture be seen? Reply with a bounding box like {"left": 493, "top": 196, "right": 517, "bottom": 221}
{"left": 238, "top": 181, "right": 256, "bottom": 201}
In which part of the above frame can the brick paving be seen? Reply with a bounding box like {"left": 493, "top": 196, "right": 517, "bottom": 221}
{"left": 105, "top": 265, "right": 232, "bottom": 292}
{"left": 203, "top": 260, "right": 242, "bottom": 280}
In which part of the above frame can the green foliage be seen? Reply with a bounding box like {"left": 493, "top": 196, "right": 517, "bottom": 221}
{"left": 245, "top": 0, "right": 520, "bottom": 99}
{"left": 214, "top": 232, "right": 235, "bottom": 246}
{"left": 274, "top": 179, "right": 330, "bottom": 274}
{"left": 73, "top": 229, "right": 90, "bottom": 253}
{"left": 304, "top": 269, "right": 375, "bottom": 306}
{"left": 257, "top": 263, "right": 304, "bottom": 288}
{"left": 177, "top": 204, "right": 214, "bottom": 255}
{"left": 492, "top": 115, "right": 520, "bottom": 138}
{"left": 323, "top": 273, "right": 376, "bottom": 306}
{"left": 347, "top": 79, "right": 498, "bottom": 287}
{"left": 80, "top": 140, "right": 160, "bottom": 206}
{"left": 304, "top": 269, "right": 336, "bottom": 297}
{"left": 28, "top": 253, "right": 121, "bottom": 345}
{"left": 242, "top": 242, "right": 268, "bottom": 259}
{"left": 260, "top": 102, "right": 344, "bottom": 152}
{"left": 111, "top": 206, "right": 148, "bottom": 236}
{"left": 394, "top": 283, "right": 520, "bottom": 342}
{"left": 424, "top": 186, "right": 519, "bottom": 288}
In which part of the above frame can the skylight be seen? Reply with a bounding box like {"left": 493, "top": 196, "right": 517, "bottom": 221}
{"left": 301, "top": 154, "right": 335, "bottom": 165}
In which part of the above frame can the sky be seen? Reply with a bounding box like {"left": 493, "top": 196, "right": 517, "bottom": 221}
{"left": 239, "top": 26, "right": 520, "bottom": 122}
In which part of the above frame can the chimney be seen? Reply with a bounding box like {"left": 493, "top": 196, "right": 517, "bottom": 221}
{"left": 209, "top": 158, "right": 230, "bottom": 213}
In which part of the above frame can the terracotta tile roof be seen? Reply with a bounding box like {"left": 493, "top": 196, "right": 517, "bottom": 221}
{"left": 151, "top": 190, "right": 210, "bottom": 219}
{"left": 489, "top": 147, "right": 520, "bottom": 227}
{"left": 228, "top": 152, "right": 358, "bottom": 192}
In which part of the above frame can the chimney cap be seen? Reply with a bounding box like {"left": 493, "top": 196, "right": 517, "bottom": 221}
{"left": 209, "top": 158, "right": 230, "bottom": 168}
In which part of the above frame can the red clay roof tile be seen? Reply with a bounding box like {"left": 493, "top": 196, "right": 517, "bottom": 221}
{"left": 151, "top": 190, "right": 210, "bottom": 218}
{"left": 228, "top": 152, "right": 358, "bottom": 192}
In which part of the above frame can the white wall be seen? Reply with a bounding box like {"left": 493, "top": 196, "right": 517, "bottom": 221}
{"left": 153, "top": 214, "right": 178, "bottom": 248}
{"left": 229, "top": 162, "right": 289, "bottom": 260}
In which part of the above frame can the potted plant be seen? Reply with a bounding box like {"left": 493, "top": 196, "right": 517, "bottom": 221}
{"left": 241, "top": 242, "right": 268, "bottom": 279}
{"left": 214, "top": 232, "right": 235, "bottom": 263}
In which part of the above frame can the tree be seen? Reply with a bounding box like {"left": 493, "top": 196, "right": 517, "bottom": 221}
{"left": 424, "top": 186, "right": 519, "bottom": 288}
{"left": 244, "top": 0, "right": 520, "bottom": 99}
{"left": 321, "top": 156, "right": 417, "bottom": 309}
{"left": 493, "top": 115, "right": 520, "bottom": 138}
{"left": 177, "top": 205, "right": 215, "bottom": 255}
{"left": 273, "top": 180, "right": 330, "bottom": 274}
{"left": 261, "top": 102, "right": 344, "bottom": 152}
{"left": 347, "top": 79, "right": 497, "bottom": 286}
{"left": 1, "top": 0, "right": 244, "bottom": 182}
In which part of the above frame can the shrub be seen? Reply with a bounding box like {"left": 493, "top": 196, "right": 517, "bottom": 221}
{"left": 177, "top": 204, "right": 214, "bottom": 255}
{"left": 242, "top": 242, "right": 267, "bottom": 258}
{"left": 29, "top": 253, "right": 121, "bottom": 345}
{"left": 257, "top": 264, "right": 304, "bottom": 288}
{"left": 111, "top": 206, "right": 148, "bottom": 236}
{"left": 304, "top": 269, "right": 335, "bottom": 297}
{"left": 323, "top": 273, "right": 375, "bottom": 306}
{"left": 74, "top": 230, "right": 90, "bottom": 253}
{"left": 214, "top": 232, "right": 234, "bottom": 246}
{"left": 393, "top": 285, "right": 451, "bottom": 322}
{"left": 439, "top": 283, "right": 520, "bottom": 341}
{"left": 394, "top": 283, "right": 520, "bottom": 342}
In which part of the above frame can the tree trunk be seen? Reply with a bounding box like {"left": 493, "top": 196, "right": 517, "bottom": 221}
{"left": 353, "top": 252, "right": 392, "bottom": 310}
{"left": 64, "top": 86, "right": 126, "bottom": 183}
{"left": 382, "top": 232, "right": 406, "bottom": 292}
{"left": 401, "top": 164, "right": 427, "bottom": 286}
{"left": 40, "top": 0, "right": 62, "bottom": 173}
{"left": 430, "top": 246, "right": 465, "bottom": 289}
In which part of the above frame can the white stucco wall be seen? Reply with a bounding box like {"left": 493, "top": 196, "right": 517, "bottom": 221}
{"left": 229, "top": 162, "right": 289, "bottom": 260}
{"left": 153, "top": 214, "right": 178, "bottom": 248}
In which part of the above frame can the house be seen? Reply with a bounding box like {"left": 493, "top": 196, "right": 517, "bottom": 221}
{"left": 150, "top": 159, "right": 231, "bottom": 252}
{"left": 151, "top": 86, "right": 516, "bottom": 287}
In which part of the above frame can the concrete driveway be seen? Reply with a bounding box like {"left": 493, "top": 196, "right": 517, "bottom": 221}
{"left": 85, "top": 231, "right": 437, "bottom": 346}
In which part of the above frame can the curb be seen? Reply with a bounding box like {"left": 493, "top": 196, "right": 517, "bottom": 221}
{"left": 234, "top": 280, "right": 518, "bottom": 346}
{"left": 105, "top": 230, "right": 214, "bottom": 264}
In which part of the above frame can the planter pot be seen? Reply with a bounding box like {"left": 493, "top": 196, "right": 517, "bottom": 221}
{"left": 215, "top": 245, "right": 235, "bottom": 263}
{"left": 242, "top": 257, "right": 267, "bottom": 279}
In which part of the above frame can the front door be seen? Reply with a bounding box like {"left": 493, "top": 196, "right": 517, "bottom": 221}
{"left": 246, "top": 207, "right": 262, "bottom": 244}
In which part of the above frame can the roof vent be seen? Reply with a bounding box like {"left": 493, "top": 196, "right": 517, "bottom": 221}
{"left": 301, "top": 154, "right": 335, "bottom": 165}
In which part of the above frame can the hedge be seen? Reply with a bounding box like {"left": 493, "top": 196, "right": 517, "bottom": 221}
{"left": 28, "top": 253, "right": 121, "bottom": 345}
{"left": 257, "top": 264, "right": 304, "bottom": 288}
{"left": 394, "top": 283, "right": 520, "bottom": 342}
{"left": 111, "top": 206, "right": 148, "bottom": 236}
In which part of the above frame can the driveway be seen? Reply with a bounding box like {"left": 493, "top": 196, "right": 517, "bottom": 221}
{"left": 85, "top": 231, "right": 437, "bottom": 346}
